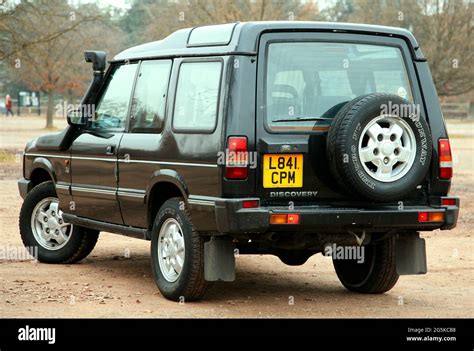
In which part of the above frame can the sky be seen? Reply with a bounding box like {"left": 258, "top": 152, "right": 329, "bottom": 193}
{"left": 98, "top": 0, "right": 131, "bottom": 8}
{"left": 71, "top": 0, "right": 132, "bottom": 9}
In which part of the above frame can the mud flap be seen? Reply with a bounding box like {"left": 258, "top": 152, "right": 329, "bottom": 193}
{"left": 396, "top": 233, "right": 427, "bottom": 275}
{"left": 204, "top": 236, "right": 235, "bottom": 282}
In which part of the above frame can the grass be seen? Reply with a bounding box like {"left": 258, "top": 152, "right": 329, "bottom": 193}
{"left": 446, "top": 119, "right": 474, "bottom": 124}
{"left": 448, "top": 134, "right": 474, "bottom": 139}
{"left": 0, "top": 151, "right": 21, "bottom": 164}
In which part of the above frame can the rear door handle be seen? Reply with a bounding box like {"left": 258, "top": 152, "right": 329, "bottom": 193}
{"left": 106, "top": 145, "right": 115, "bottom": 155}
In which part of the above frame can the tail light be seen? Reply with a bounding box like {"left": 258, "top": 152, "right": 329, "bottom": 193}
{"left": 270, "top": 214, "right": 300, "bottom": 225}
{"left": 418, "top": 211, "right": 444, "bottom": 222}
{"left": 441, "top": 198, "right": 456, "bottom": 206}
{"left": 242, "top": 200, "right": 259, "bottom": 208}
{"left": 224, "top": 136, "right": 248, "bottom": 180}
{"left": 438, "top": 139, "right": 453, "bottom": 180}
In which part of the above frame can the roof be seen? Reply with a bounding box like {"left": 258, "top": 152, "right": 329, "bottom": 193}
{"left": 113, "top": 21, "right": 422, "bottom": 62}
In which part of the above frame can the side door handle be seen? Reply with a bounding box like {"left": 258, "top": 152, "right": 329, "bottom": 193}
{"left": 106, "top": 145, "right": 115, "bottom": 155}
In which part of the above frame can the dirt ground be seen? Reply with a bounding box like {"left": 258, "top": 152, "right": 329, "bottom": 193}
{"left": 0, "top": 116, "right": 472, "bottom": 318}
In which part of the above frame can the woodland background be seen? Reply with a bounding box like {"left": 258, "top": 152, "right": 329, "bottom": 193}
{"left": 0, "top": 0, "right": 472, "bottom": 127}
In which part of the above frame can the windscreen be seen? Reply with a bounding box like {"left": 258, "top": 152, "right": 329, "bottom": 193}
{"left": 265, "top": 42, "right": 413, "bottom": 132}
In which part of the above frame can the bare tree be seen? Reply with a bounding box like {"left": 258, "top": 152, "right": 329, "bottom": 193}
{"left": 130, "top": 0, "right": 322, "bottom": 43}
{"left": 2, "top": 0, "right": 123, "bottom": 127}
{"left": 0, "top": 1, "right": 101, "bottom": 62}
{"left": 342, "top": 0, "right": 473, "bottom": 96}
{"left": 416, "top": 0, "right": 473, "bottom": 96}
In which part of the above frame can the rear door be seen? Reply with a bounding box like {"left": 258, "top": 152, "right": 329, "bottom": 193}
{"left": 256, "top": 32, "right": 419, "bottom": 205}
{"left": 117, "top": 59, "right": 172, "bottom": 228}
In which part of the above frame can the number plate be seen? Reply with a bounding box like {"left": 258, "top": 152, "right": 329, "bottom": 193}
{"left": 263, "top": 154, "right": 303, "bottom": 188}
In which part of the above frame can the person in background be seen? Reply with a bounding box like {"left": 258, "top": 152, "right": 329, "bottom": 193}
{"left": 5, "top": 94, "right": 14, "bottom": 117}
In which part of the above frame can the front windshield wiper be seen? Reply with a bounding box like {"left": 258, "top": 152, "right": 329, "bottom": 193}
{"left": 271, "top": 116, "right": 333, "bottom": 123}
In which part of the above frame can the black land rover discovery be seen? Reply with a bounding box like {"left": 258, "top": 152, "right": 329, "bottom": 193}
{"left": 18, "top": 22, "right": 459, "bottom": 301}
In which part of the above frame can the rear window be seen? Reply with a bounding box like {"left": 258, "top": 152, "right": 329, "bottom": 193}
{"left": 265, "top": 42, "right": 413, "bottom": 132}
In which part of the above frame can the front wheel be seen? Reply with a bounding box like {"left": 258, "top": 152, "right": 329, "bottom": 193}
{"left": 333, "top": 236, "right": 399, "bottom": 294}
{"left": 150, "top": 197, "right": 209, "bottom": 301}
{"left": 19, "top": 181, "right": 99, "bottom": 264}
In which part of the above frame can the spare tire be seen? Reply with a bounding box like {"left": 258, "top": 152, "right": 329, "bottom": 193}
{"left": 327, "top": 93, "right": 432, "bottom": 202}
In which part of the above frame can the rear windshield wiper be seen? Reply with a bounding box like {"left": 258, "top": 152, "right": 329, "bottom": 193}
{"left": 271, "top": 116, "right": 333, "bottom": 123}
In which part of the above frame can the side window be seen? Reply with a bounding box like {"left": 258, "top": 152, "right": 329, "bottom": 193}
{"left": 130, "top": 60, "right": 172, "bottom": 133}
{"left": 173, "top": 61, "right": 222, "bottom": 132}
{"left": 91, "top": 63, "right": 137, "bottom": 130}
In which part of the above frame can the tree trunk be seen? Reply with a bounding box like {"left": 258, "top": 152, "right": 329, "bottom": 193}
{"left": 46, "top": 91, "right": 54, "bottom": 128}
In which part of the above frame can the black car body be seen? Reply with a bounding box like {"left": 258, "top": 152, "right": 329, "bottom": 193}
{"left": 18, "top": 22, "right": 460, "bottom": 301}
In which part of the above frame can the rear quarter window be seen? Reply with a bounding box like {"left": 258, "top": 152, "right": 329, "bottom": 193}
{"left": 173, "top": 61, "right": 222, "bottom": 132}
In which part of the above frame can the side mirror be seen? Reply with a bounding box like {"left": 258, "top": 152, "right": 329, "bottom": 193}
{"left": 84, "top": 50, "right": 106, "bottom": 73}
{"left": 67, "top": 109, "right": 87, "bottom": 127}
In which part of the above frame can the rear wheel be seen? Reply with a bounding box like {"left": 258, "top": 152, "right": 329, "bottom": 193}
{"left": 19, "top": 181, "right": 99, "bottom": 264}
{"left": 333, "top": 236, "right": 399, "bottom": 294}
{"left": 150, "top": 197, "right": 209, "bottom": 301}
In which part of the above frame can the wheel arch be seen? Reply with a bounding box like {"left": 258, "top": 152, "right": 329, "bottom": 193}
{"left": 146, "top": 170, "right": 189, "bottom": 229}
{"left": 29, "top": 158, "right": 56, "bottom": 186}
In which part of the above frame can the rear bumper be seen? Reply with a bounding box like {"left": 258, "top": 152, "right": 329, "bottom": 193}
{"left": 214, "top": 197, "right": 460, "bottom": 234}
